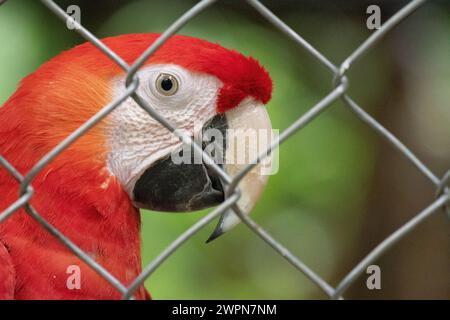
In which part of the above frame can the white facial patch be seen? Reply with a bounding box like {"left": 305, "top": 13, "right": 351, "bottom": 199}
{"left": 106, "top": 64, "right": 222, "bottom": 196}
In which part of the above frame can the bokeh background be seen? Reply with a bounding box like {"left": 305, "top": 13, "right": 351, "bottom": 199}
{"left": 0, "top": 0, "right": 449, "bottom": 299}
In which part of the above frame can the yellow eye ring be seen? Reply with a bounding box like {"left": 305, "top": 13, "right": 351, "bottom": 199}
{"left": 155, "top": 73, "right": 179, "bottom": 96}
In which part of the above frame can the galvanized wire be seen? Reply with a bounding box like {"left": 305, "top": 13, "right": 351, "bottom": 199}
{"left": 0, "top": 0, "right": 448, "bottom": 299}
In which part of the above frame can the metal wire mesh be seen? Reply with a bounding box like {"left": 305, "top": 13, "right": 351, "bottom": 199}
{"left": 0, "top": 0, "right": 448, "bottom": 299}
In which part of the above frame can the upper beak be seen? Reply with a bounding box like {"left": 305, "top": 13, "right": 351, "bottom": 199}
{"left": 206, "top": 99, "right": 273, "bottom": 242}
{"left": 131, "top": 99, "right": 273, "bottom": 241}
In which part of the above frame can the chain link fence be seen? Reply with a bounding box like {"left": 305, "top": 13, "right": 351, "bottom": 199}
{"left": 0, "top": 0, "right": 448, "bottom": 299}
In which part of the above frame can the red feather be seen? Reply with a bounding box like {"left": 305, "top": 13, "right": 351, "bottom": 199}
{"left": 0, "top": 33, "right": 271, "bottom": 299}
{"left": 45, "top": 33, "right": 273, "bottom": 112}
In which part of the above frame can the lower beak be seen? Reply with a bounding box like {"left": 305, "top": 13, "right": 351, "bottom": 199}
{"left": 131, "top": 99, "right": 273, "bottom": 241}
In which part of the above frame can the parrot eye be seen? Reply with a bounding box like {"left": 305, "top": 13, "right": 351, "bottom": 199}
{"left": 155, "top": 73, "right": 179, "bottom": 96}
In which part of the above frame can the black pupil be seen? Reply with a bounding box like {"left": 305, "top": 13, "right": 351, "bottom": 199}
{"left": 161, "top": 77, "right": 173, "bottom": 91}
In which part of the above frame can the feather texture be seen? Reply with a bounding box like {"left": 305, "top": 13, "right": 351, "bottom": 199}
{"left": 0, "top": 33, "right": 271, "bottom": 299}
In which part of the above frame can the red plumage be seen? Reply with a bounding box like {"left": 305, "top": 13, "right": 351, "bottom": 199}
{"left": 0, "top": 33, "right": 271, "bottom": 299}
{"left": 41, "top": 33, "right": 272, "bottom": 112}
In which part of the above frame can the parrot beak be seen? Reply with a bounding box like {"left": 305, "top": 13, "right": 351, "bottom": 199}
{"left": 131, "top": 99, "right": 274, "bottom": 241}
{"left": 206, "top": 99, "right": 274, "bottom": 242}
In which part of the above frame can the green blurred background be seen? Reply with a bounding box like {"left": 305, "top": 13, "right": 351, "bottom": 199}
{"left": 0, "top": 0, "right": 449, "bottom": 299}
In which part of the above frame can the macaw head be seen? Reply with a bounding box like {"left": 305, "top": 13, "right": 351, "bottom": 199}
{"left": 9, "top": 33, "right": 274, "bottom": 241}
